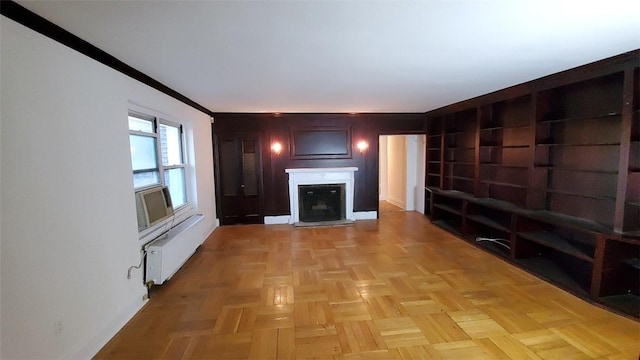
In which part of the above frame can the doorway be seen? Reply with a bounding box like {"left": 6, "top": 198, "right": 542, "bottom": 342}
{"left": 379, "top": 134, "right": 426, "bottom": 214}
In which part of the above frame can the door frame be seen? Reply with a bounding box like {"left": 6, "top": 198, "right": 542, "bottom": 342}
{"left": 213, "top": 132, "right": 265, "bottom": 225}
{"left": 378, "top": 134, "right": 427, "bottom": 214}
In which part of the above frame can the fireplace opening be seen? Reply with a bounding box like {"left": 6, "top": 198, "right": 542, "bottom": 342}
{"left": 298, "top": 184, "right": 345, "bottom": 223}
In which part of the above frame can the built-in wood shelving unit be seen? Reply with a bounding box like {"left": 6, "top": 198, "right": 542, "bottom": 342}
{"left": 425, "top": 50, "right": 640, "bottom": 319}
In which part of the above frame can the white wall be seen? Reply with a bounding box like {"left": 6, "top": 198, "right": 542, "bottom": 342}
{"left": 378, "top": 136, "right": 388, "bottom": 200}
{"left": 386, "top": 135, "right": 406, "bottom": 209}
{"left": 0, "top": 18, "right": 217, "bottom": 359}
{"left": 404, "top": 135, "right": 418, "bottom": 211}
{"left": 408, "top": 135, "right": 426, "bottom": 214}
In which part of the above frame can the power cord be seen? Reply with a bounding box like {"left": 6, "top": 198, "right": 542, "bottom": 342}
{"left": 127, "top": 248, "right": 147, "bottom": 279}
{"left": 476, "top": 237, "right": 511, "bottom": 249}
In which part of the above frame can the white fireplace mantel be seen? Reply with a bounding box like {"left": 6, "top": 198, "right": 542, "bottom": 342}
{"left": 263, "top": 167, "right": 378, "bottom": 225}
{"left": 285, "top": 167, "right": 357, "bottom": 224}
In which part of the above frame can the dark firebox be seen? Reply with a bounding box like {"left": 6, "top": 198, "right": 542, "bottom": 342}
{"left": 298, "top": 184, "right": 345, "bottom": 222}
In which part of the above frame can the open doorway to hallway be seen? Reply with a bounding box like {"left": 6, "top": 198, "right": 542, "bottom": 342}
{"left": 379, "top": 134, "right": 426, "bottom": 214}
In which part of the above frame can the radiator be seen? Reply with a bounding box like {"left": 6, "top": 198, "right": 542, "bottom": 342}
{"left": 145, "top": 214, "right": 204, "bottom": 285}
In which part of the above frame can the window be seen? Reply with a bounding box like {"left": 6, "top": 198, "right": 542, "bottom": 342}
{"left": 129, "top": 111, "right": 188, "bottom": 209}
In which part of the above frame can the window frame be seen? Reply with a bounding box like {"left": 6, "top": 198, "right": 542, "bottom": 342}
{"left": 129, "top": 110, "right": 189, "bottom": 211}
{"left": 158, "top": 118, "right": 188, "bottom": 209}
{"left": 129, "top": 111, "right": 161, "bottom": 190}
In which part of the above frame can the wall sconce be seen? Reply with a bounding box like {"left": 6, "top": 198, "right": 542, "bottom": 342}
{"left": 271, "top": 141, "right": 283, "bottom": 155}
{"left": 356, "top": 140, "right": 369, "bottom": 154}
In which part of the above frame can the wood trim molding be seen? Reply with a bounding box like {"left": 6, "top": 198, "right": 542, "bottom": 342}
{"left": 1, "top": 0, "right": 214, "bottom": 117}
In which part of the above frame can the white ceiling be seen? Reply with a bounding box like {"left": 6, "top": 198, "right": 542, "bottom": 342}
{"left": 14, "top": 0, "right": 640, "bottom": 113}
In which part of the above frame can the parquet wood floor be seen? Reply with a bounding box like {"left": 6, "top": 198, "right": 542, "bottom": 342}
{"left": 379, "top": 201, "right": 404, "bottom": 213}
{"left": 95, "top": 212, "right": 640, "bottom": 359}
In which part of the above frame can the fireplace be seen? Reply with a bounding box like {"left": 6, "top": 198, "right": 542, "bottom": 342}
{"left": 299, "top": 184, "right": 345, "bottom": 222}
{"left": 284, "top": 167, "right": 358, "bottom": 224}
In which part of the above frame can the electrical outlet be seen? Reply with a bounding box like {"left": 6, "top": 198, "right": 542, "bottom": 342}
{"left": 54, "top": 321, "right": 63, "bottom": 336}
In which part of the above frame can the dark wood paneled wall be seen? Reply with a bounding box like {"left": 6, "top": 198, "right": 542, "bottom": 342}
{"left": 212, "top": 113, "right": 426, "bottom": 216}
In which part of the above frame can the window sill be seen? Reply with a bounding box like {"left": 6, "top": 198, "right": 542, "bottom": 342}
{"left": 138, "top": 204, "right": 196, "bottom": 244}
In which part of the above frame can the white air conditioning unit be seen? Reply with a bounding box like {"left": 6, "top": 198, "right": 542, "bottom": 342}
{"left": 145, "top": 214, "right": 204, "bottom": 285}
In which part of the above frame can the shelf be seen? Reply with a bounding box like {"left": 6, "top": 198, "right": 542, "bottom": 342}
{"left": 446, "top": 162, "right": 474, "bottom": 166}
{"left": 446, "top": 147, "right": 475, "bottom": 150}
{"left": 480, "top": 126, "right": 502, "bottom": 131}
{"left": 538, "top": 112, "right": 622, "bottom": 124}
{"left": 480, "top": 144, "right": 529, "bottom": 149}
{"left": 533, "top": 165, "right": 618, "bottom": 174}
{"left": 480, "top": 163, "right": 528, "bottom": 169}
{"left": 473, "top": 197, "right": 527, "bottom": 213}
{"left": 504, "top": 124, "right": 530, "bottom": 129}
{"left": 518, "top": 231, "right": 594, "bottom": 262}
{"left": 429, "top": 188, "right": 476, "bottom": 201}
{"left": 621, "top": 231, "right": 640, "bottom": 240}
{"left": 433, "top": 203, "right": 462, "bottom": 215}
{"left": 545, "top": 188, "right": 616, "bottom": 201}
{"left": 516, "top": 257, "right": 590, "bottom": 297}
{"left": 598, "top": 294, "right": 640, "bottom": 319}
{"left": 524, "top": 210, "right": 613, "bottom": 234}
{"left": 480, "top": 180, "right": 527, "bottom": 189}
{"left": 432, "top": 219, "right": 462, "bottom": 235}
{"left": 621, "top": 258, "right": 640, "bottom": 270}
{"left": 467, "top": 214, "right": 510, "bottom": 233}
{"left": 536, "top": 142, "right": 620, "bottom": 147}
{"left": 450, "top": 176, "right": 473, "bottom": 182}
{"left": 481, "top": 124, "right": 529, "bottom": 131}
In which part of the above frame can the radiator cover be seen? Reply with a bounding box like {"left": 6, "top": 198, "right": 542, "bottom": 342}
{"left": 145, "top": 214, "right": 204, "bottom": 285}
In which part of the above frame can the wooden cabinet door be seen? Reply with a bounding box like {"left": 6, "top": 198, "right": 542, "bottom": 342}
{"left": 216, "top": 133, "right": 263, "bottom": 224}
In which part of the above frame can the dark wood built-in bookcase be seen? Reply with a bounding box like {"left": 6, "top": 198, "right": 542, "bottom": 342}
{"left": 479, "top": 95, "right": 532, "bottom": 208}
{"left": 425, "top": 50, "right": 640, "bottom": 318}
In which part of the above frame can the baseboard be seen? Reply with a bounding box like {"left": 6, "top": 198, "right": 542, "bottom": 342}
{"left": 264, "top": 215, "right": 290, "bottom": 225}
{"left": 266, "top": 213, "right": 375, "bottom": 223}
{"left": 68, "top": 292, "right": 148, "bottom": 359}
{"left": 354, "top": 211, "right": 377, "bottom": 220}
{"left": 386, "top": 196, "right": 405, "bottom": 209}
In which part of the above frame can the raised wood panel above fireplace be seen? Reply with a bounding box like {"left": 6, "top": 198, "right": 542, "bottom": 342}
{"left": 290, "top": 126, "right": 352, "bottom": 159}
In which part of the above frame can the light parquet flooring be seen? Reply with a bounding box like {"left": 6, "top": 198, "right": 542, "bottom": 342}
{"left": 379, "top": 201, "right": 405, "bottom": 213}
{"left": 95, "top": 212, "right": 640, "bottom": 359}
